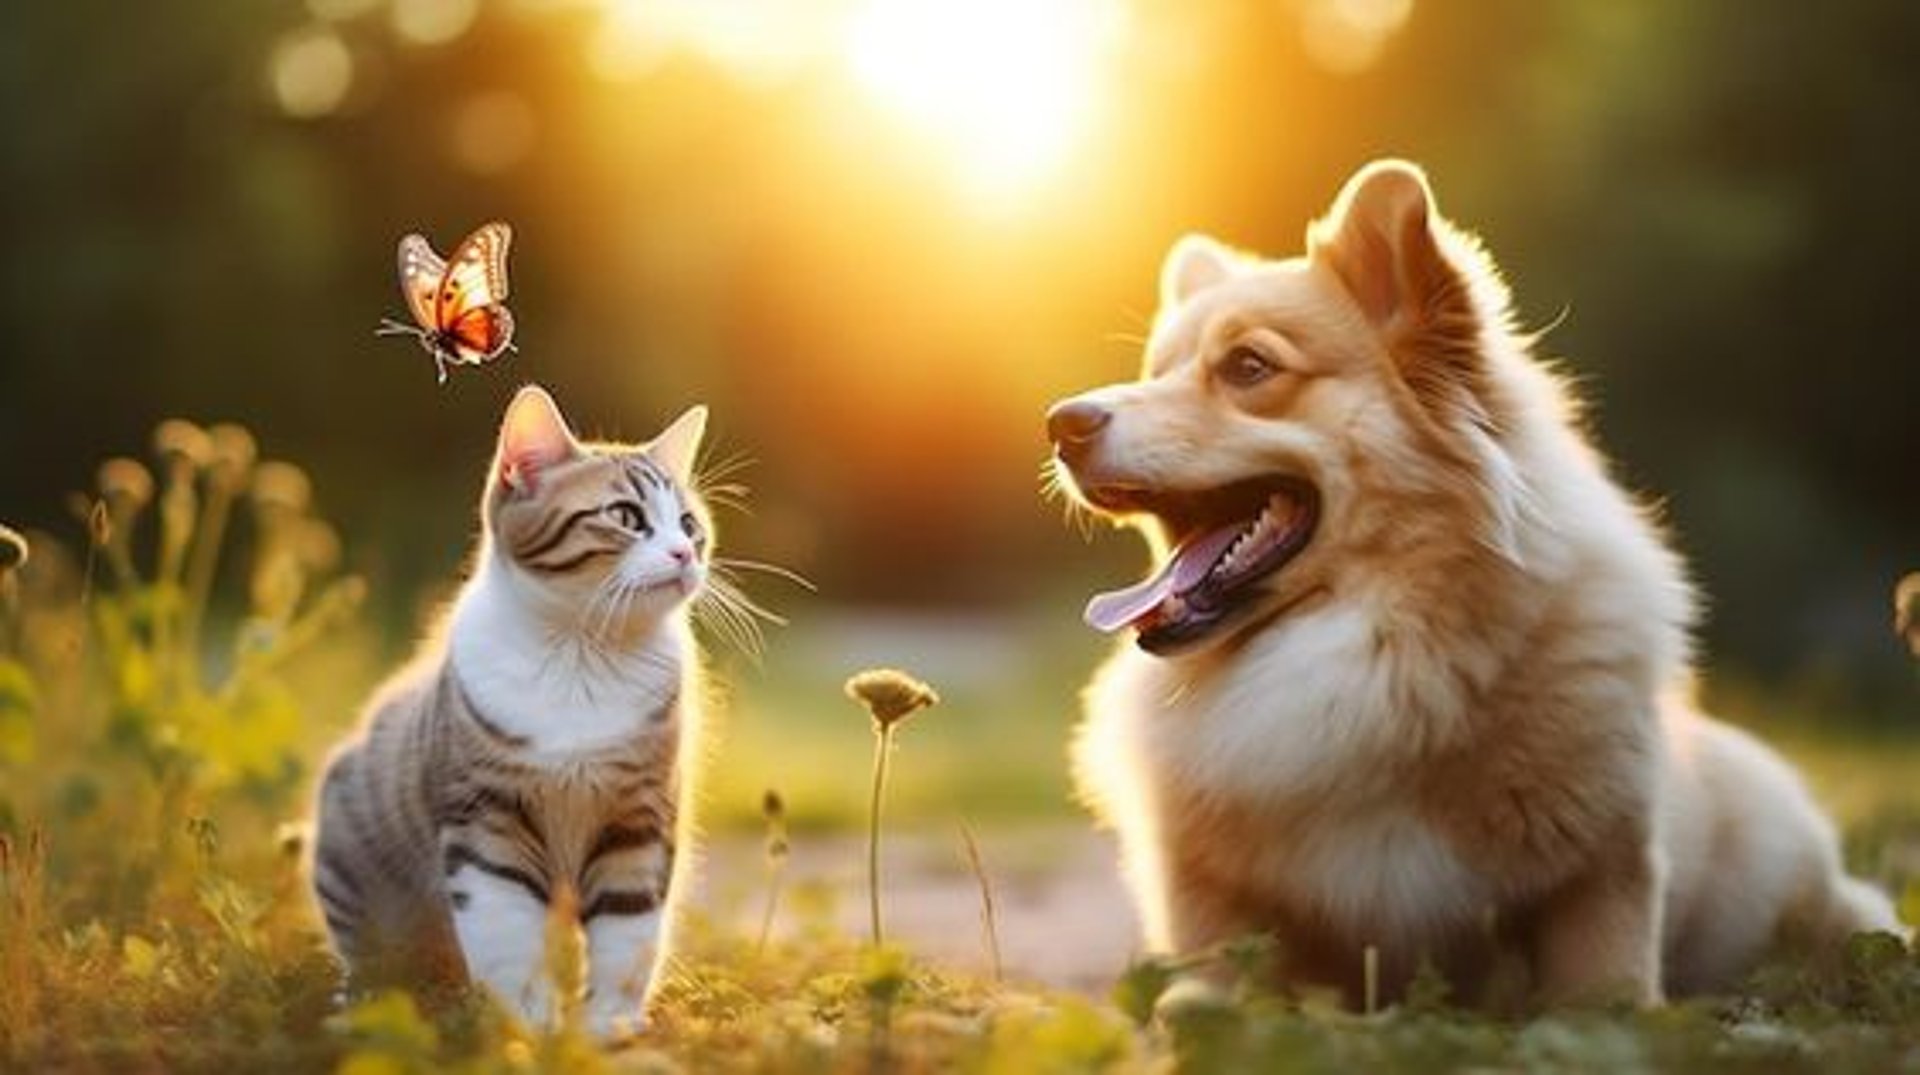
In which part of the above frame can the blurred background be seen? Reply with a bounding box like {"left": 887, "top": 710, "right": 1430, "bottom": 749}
{"left": 2, "top": 0, "right": 1917, "bottom": 855}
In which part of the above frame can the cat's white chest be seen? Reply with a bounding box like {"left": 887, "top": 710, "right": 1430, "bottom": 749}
{"left": 448, "top": 577, "right": 682, "bottom": 756}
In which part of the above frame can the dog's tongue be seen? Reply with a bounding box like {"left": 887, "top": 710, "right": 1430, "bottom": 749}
{"left": 1084, "top": 525, "right": 1242, "bottom": 634}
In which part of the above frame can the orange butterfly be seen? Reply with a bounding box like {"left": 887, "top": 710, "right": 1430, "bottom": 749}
{"left": 376, "top": 222, "right": 517, "bottom": 383}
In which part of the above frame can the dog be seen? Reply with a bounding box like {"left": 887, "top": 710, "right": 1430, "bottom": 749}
{"left": 1046, "top": 160, "right": 1901, "bottom": 1008}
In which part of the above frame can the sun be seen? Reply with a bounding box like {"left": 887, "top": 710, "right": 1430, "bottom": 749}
{"left": 844, "top": 0, "right": 1120, "bottom": 208}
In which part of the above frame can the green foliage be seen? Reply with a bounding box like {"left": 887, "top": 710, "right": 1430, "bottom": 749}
{"left": 0, "top": 422, "right": 363, "bottom": 925}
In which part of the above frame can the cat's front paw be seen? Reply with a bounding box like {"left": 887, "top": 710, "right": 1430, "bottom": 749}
{"left": 583, "top": 1002, "right": 647, "bottom": 1043}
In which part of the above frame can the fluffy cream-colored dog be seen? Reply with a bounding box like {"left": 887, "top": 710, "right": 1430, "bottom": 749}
{"left": 1046, "top": 160, "right": 1900, "bottom": 1008}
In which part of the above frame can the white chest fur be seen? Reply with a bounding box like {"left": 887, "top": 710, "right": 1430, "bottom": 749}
{"left": 1080, "top": 602, "right": 1492, "bottom": 946}
{"left": 448, "top": 570, "right": 684, "bottom": 757}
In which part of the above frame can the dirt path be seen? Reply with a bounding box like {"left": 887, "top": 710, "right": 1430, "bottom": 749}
{"left": 697, "top": 824, "right": 1141, "bottom": 993}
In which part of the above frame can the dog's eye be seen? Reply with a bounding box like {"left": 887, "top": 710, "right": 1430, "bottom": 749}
{"left": 1217, "top": 346, "right": 1276, "bottom": 388}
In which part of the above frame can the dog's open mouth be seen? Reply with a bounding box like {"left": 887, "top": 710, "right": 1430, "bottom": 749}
{"left": 1083, "top": 477, "right": 1319, "bottom": 654}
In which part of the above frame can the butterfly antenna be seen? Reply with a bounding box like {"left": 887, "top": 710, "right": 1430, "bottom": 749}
{"left": 375, "top": 317, "right": 422, "bottom": 338}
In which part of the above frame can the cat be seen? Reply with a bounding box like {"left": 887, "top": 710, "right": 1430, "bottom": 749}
{"left": 310, "top": 385, "right": 716, "bottom": 1037}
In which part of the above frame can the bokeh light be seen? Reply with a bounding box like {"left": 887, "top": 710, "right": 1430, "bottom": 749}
{"left": 268, "top": 26, "right": 355, "bottom": 118}
{"left": 390, "top": 0, "right": 478, "bottom": 46}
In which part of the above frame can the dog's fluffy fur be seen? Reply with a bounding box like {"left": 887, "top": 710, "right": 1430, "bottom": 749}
{"left": 1051, "top": 160, "right": 1901, "bottom": 1007}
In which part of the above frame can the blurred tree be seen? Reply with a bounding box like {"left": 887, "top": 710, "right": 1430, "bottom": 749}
{"left": 1, "top": 0, "right": 1914, "bottom": 712}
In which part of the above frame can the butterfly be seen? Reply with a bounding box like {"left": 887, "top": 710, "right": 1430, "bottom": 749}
{"left": 375, "top": 222, "right": 517, "bottom": 383}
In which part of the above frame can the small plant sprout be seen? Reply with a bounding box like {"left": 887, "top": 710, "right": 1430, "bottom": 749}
{"left": 183, "top": 423, "right": 256, "bottom": 655}
{"left": 78, "top": 499, "right": 109, "bottom": 626}
{"left": 844, "top": 667, "right": 939, "bottom": 947}
{"left": 152, "top": 418, "right": 211, "bottom": 588}
{"left": 757, "top": 788, "right": 790, "bottom": 954}
{"left": 958, "top": 821, "right": 1002, "bottom": 983}
{"left": 94, "top": 457, "right": 152, "bottom": 590}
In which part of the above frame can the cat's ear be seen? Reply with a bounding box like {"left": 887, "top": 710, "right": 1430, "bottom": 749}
{"left": 496, "top": 385, "right": 578, "bottom": 494}
{"left": 648, "top": 404, "right": 708, "bottom": 485}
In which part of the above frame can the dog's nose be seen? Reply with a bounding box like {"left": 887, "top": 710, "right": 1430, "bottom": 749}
{"left": 1047, "top": 399, "right": 1112, "bottom": 446}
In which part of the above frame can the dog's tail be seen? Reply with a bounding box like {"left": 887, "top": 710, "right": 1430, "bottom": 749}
{"left": 1827, "top": 874, "right": 1908, "bottom": 943}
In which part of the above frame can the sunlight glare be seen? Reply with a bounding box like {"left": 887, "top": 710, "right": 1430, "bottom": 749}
{"left": 593, "top": 0, "right": 823, "bottom": 84}
{"left": 845, "top": 0, "right": 1120, "bottom": 206}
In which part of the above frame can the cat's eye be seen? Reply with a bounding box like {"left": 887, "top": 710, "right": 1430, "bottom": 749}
{"left": 1216, "top": 345, "right": 1277, "bottom": 388}
{"left": 679, "top": 512, "right": 699, "bottom": 538}
{"left": 607, "top": 501, "right": 648, "bottom": 533}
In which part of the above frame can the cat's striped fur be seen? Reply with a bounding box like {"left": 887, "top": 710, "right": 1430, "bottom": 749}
{"left": 311, "top": 386, "right": 712, "bottom": 1037}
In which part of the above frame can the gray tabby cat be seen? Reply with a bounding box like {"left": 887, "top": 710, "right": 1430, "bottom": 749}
{"left": 310, "top": 385, "right": 712, "bottom": 1037}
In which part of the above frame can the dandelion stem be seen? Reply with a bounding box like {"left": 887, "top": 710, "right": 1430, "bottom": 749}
{"left": 867, "top": 724, "right": 893, "bottom": 947}
{"left": 844, "top": 668, "right": 935, "bottom": 951}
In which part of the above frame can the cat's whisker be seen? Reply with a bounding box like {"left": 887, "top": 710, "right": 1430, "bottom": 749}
{"left": 599, "top": 580, "right": 640, "bottom": 645}
{"left": 700, "top": 488, "right": 754, "bottom": 517}
{"left": 577, "top": 576, "right": 626, "bottom": 650}
{"left": 695, "top": 450, "right": 756, "bottom": 488}
{"left": 689, "top": 600, "right": 739, "bottom": 658}
{"left": 711, "top": 575, "right": 779, "bottom": 649}
{"left": 712, "top": 557, "right": 816, "bottom": 592}
{"left": 694, "top": 576, "right": 770, "bottom": 660}
{"left": 705, "top": 572, "right": 786, "bottom": 638}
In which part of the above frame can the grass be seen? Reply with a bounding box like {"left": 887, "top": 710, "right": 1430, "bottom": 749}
{"left": 2, "top": 424, "right": 1918, "bottom": 1072}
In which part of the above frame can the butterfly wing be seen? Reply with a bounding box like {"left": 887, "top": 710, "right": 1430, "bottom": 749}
{"left": 396, "top": 234, "right": 448, "bottom": 330}
{"left": 445, "top": 303, "right": 515, "bottom": 365}
{"left": 435, "top": 222, "right": 512, "bottom": 330}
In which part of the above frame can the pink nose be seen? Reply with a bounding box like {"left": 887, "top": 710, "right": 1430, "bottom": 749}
{"left": 671, "top": 546, "right": 694, "bottom": 566}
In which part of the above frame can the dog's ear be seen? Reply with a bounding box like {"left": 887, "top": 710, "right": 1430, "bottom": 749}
{"left": 1309, "top": 161, "right": 1444, "bottom": 326}
{"left": 1160, "top": 233, "right": 1239, "bottom": 307}
{"left": 1308, "top": 161, "right": 1486, "bottom": 415}
{"left": 1313, "top": 162, "right": 1524, "bottom": 563}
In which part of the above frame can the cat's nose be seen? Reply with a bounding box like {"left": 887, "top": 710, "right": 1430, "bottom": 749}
{"left": 670, "top": 546, "right": 694, "bottom": 567}
{"left": 1047, "top": 398, "right": 1111, "bottom": 449}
